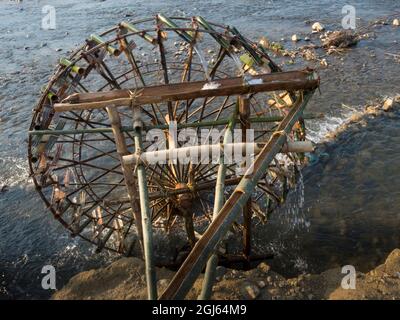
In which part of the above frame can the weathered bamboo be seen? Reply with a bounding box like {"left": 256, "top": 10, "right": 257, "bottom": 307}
{"left": 239, "top": 96, "right": 252, "bottom": 263}
{"left": 54, "top": 70, "right": 319, "bottom": 112}
{"left": 40, "top": 86, "right": 59, "bottom": 103}
{"left": 31, "top": 120, "right": 66, "bottom": 163}
{"left": 105, "top": 106, "right": 144, "bottom": 251}
{"left": 230, "top": 27, "right": 263, "bottom": 65}
{"left": 120, "top": 21, "right": 157, "bottom": 44}
{"left": 159, "top": 86, "right": 316, "bottom": 300}
{"left": 157, "top": 14, "right": 193, "bottom": 43}
{"left": 29, "top": 113, "right": 324, "bottom": 136}
{"left": 195, "top": 16, "right": 230, "bottom": 50}
{"left": 199, "top": 104, "right": 237, "bottom": 300}
{"left": 60, "top": 58, "right": 86, "bottom": 75}
{"left": 89, "top": 34, "right": 121, "bottom": 56}
{"left": 122, "top": 141, "right": 314, "bottom": 165}
{"left": 131, "top": 113, "right": 158, "bottom": 300}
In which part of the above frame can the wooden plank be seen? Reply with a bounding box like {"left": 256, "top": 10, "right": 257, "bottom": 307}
{"left": 54, "top": 70, "right": 319, "bottom": 112}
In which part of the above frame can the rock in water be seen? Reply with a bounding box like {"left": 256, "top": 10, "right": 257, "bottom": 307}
{"left": 383, "top": 98, "right": 394, "bottom": 111}
{"left": 393, "top": 19, "right": 400, "bottom": 26}
{"left": 259, "top": 36, "right": 269, "bottom": 49}
{"left": 312, "top": 22, "right": 325, "bottom": 32}
{"left": 349, "top": 112, "right": 363, "bottom": 123}
{"left": 320, "top": 58, "right": 328, "bottom": 67}
{"left": 291, "top": 34, "right": 299, "bottom": 42}
{"left": 257, "top": 262, "right": 271, "bottom": 273}
{"left": 243, "top": 283, "right": 260, "bottom": 299}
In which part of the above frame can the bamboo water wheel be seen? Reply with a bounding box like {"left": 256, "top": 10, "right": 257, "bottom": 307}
{"left": 28, "top": 15, "right": 319, "bottom": 299}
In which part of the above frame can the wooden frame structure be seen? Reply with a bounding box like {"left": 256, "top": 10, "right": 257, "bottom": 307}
{"left": 27, "top": 15, "right": 320, "bottom": 300}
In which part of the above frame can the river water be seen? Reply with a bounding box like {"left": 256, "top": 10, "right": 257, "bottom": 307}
{"left": 0, "top": 0, "right": 399, "bottom": 299}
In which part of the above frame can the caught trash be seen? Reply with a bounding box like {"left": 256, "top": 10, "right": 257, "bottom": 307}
{"left": 322, "top": 30, "right": 359, "bottom": 49}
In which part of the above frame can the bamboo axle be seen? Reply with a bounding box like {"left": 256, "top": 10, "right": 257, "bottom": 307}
{"left": 122, "top": 141, "right": 314, "bottom": 165}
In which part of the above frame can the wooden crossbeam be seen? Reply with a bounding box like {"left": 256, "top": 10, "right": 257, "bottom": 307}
{"left": 54, "top": 70, "right": 319, "bottom": 112}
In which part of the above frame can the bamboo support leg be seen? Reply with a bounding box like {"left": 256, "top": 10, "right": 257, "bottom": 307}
{"left": 239, "top": 96, "right": 252, "bottom": 265}
{"left": 199, "top": 106, "right": 238, "bottom": 300}
{"left": 132, "top": 116, "right": 158, "bottom": 300}
{"left": 106, "top": 106, "right": 144, "bottom": 253}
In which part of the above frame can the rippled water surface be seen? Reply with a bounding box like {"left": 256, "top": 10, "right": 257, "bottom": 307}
{"left": 0, "top": 0, "right": 399, "bottom": 298}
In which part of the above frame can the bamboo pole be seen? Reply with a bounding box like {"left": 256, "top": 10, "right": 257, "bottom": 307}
{"left": 89, "top": 34, "right": 121, "bottom": 56}
{"left": 131, "top": 109, "right": 158, "bottom": 300}
{"left": 159, "top": 87, "right": 316, "bottom": 300}
{"left": 122, "top": 141, "right": 314, "bottom": 165}
{"left": 60, "top": 58, "right": 86, "bottom": 75}
{"left": 105, "top": 106, "right": 144, "bottom": 252}
{"left": 120, "top": 21, "right": 157, "bottom": 45}
{"left": 239, "top": 96, "right": 252, "bottom": 264}
{"left": 195, "top": 16, "right": 230, "bottom": 50}
{"left": 28, "top": 113, "right": 324, "bottom": 136}
{"left": 199, "top": 104, "right": 237, "bottom": 300}
{"left": 157, "top": 14, "right": 193, "bottom": 43}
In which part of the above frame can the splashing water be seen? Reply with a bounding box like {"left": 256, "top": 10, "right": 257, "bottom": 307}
{"left": 0, "top": 157, "right": 30, "bottom": 187}
{"left": 193, "top": 45, "right": 211, "bottom": 82}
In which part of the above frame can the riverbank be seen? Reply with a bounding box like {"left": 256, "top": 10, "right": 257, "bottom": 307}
{"left": 52, "top": 248, "right": 400, "bottom": 300}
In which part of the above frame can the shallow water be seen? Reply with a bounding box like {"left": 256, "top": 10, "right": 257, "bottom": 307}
{"left": 0, "top": 0, "right": 399, "bottom": 298}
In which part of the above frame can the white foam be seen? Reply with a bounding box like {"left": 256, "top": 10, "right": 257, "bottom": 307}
{"left": 0, "top": 156, "right": 31, "bottom": 187}
{"left": 307, "top": 110, "right": 353, "bottom": 143}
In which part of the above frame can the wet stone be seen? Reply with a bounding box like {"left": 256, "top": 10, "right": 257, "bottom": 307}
{"left": 257, "top": 262, "right": 271, "bottom": 273}
{"left": 158, "top": 279, "right": 169, "bottom": 287}
{"left": 383, "top": 98, "right": 394, "bottom": 111}
{"left": 243, "top": 283, "right": 260, "bottom": 299}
